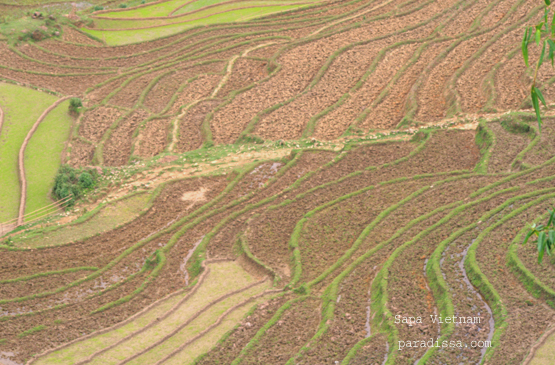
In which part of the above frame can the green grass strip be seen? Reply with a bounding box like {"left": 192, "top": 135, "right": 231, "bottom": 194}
{"left": 341, "top": 333, "right": 381, "bottom": 365}
{"left": 0, "top": 267, "right": 98, "bottom": 284}
{"left": 230, "top": 296, "right": 308, "bottom": 365}
{"left": 18, "top": 325, "right": 46, "bottom": 338}
{"left": 470, "top": 153, "right": 555, "bottom": 198}
{"left": 474, "top": 119, "right": 495, "bottom": 173}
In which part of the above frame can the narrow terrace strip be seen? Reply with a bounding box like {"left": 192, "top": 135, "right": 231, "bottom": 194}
{"left": 17, "top": 96, "right": 73, "bottom": 226}
{"left": 115, "top": 278, "right": 269, "bottom": 365}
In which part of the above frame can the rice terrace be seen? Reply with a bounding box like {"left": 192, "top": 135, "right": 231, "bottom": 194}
{"left": 4, "top": 0, "right": 555, "bottom": 363}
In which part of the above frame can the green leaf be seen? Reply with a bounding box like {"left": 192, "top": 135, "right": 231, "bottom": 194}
{"left": 536, "top": 27, "right": 542, "bottom": 45}
{"left": 523, "top": 28, "right": 530, "bottom": 67}
{"left": 548, "top": 39, "right": 555, "bottom": 66}
{"left": 552, "top": 13, "right": 555, "bottom": 36}
{"left": 539, "top": 40, "right": 547, "bottom": 69}
{"left": 548, "top": 208, "right": 555, "bottom": 226}
{"left": 538, "top": 232, "right": 547, "bottom": 263}
{"left": 532, "top": 88, "right": 543, "bottom": 132}
{"left": 523, "top": 229, "right": 536, "bottom": 244}
{"left": 548, "top": 231, "right": 555, "bottom": 255}
{"left": 536, "top": 87, "right": 547, "bottom": 107}
{"left": 546, "top": 0, "right": 551, "bottom": 6}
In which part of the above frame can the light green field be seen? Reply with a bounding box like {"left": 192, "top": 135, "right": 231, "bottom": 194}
{"left": 85, "top": 4, "right": 309, "bottom": 45}
{"left": 174, "top": 0, "right": 308, "bottom": 15}
{"left": 94, "top": 1, "right": 304, "bottom": 29}
{"left": 0, "top": 83, "right": 58, "bottom": 223}
{"left": 13, "top": 192, "right": 151, "bottom": 248}
{"left": 100, "top": 0, "right": 189, "bottom": 18}
{"left": 34, "top": 260, "right": 271, "bottom": 365}
{"left": 24, "top": 100, "right": 73, "bottom": 217}
{"left": 530, "top": 331, "right": 555, "bottom": 365}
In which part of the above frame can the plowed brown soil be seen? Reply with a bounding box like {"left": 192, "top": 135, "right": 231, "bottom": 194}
{"left": 68, "top": 139, "right": 95, "bottom": 167}
{"left": 487, "top": 122, "right": 529, "bottom": 173}
{"left": 135, "top": 118, "right": 171, "bottom": 157}
{"left": 216, "top": 58, "right": 268, "bottom": 97}
{"left": 175, "top": 100, "right": 220, "bottom": 152}
{"left": 103, "top": 109, "right": 149, "bottom": 166}
{"left": 80, "top": 107, "right": 122, "bottom": 143}
{"left": 240, "top": 297, "right": 321, "bottom": 364}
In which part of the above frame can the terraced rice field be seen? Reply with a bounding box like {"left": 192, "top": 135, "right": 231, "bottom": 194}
{"left": 2, "top": 0, "right": 555, "bottom": 363}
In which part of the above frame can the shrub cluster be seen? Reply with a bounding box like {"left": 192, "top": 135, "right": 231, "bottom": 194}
{"left": 69, "top": 98, "right": 83, "bottom": 113}
{"left": 52, "top": 165, "right": 98, "bottom": 206}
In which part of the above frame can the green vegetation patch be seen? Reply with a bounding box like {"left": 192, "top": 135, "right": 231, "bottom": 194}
{"left": 0, "top": 83, "right": 58, "bottom": 223}
{"left": 52, "top": 165, "right": 99, "bottom": 207}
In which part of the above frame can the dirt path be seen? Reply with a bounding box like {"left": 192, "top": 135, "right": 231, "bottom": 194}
{"left": 17, "top": 96, "right": 73, "bottom": 226}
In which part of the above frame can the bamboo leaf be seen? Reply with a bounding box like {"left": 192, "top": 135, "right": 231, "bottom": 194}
{"left": 538, "top": 232, "right": 547, "bottom": 263}
{"left": 546, "top": 0, "right": 551, "bottom": 6}
{"left": 536, "top": 27, "right": 542, "bottom": 45}
{"left": 523, "top": 229, "right": 536, "bottom": 244}
{"left": 548, "top": 231, "right": 555, "bottom": 255}
{"left": 536, "top": 87, "right": 547, "bottom": 107}
{"left": 548, "top": 39, "right": 555, "bottom": 66}
{"left": 523, "top": 28, "right": 530, "bottom": 67}
{"left": 532, "top": 88, "right": 543, "bottom": 132}
{"left": 539, "top": 40, "right": 547, "bottom": 68}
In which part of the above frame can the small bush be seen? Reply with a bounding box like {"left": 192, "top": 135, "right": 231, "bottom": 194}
{"left": 52, "top": 165, "right": 98, "bottom": 206}
{"left": 93, "top": 5, "right": 104, "bottom": 11}
{"left": 79, "top": 172, "right": 94, "bottom": 188}
{"left": 119, "top": 4, "right": 128, "bottom": 8}
{"left": 69, "top": 98, "right": 82, "bottom": 113}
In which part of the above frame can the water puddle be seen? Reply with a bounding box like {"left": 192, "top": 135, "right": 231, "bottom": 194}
{"left": 249, "top": 162, "right": 283, "bottom": 188}
{"left": 365, "top": 266, "right": 378, "bottom": 338}
{"left": 459, "top": 240, "right": 495, "bottom": 363}
{"left": 181, "top": 235, "right": 204, "bottom": 286}
{"left": 365, "top": 306, "right": 371, "bottom": 337}
{"left": 381, "top": 342, "right": 389, "bottom": 365}
{"left": 414, "top": 259, "right": 440, "bottom": 365}
{"left": 0, "top": 351, "right": 22, "bottom": 365}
